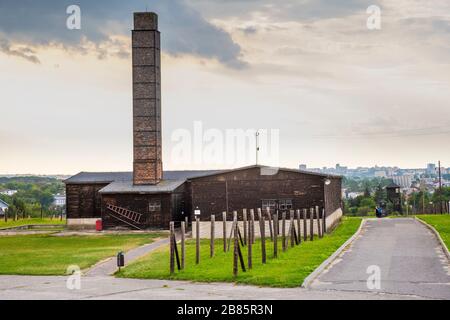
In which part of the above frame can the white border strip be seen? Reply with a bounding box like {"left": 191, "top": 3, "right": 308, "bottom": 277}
{"left": 301, "top": 218, "right": 367, "bottom": 288}
{"left": 415, "top": 216, "right": 450, "bottom": 261}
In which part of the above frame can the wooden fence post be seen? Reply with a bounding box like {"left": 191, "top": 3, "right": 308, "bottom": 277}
{"left": 316, "top": 206, "right": 322, "bottom": 238}
{"left": 296, "top": 209, "right": 301, "bottom": 244}
{"left": 266, "top": 207, "right": 274, "bottom": 241}
{"left": 303, "top": 209, "right": 308, "bottom": 242}
{"left": 248, "top": 217, "right": 253, "bottom": 269}
{"left": 185, "top": 216, "right": 189, "bottom": 230}
{"left": 236, "top": 221, "right": 246, "bottom": 273}
{"left": 210, "top": 215, "right": 215, "bottom": 257}
{"left": 222, "top": 211, "right": 227, "bottom": 252}
{"left": 174, "top": 232, "right": 181, "bottom": 271}
{"left": 233, "top": 216, "right": 238, "bottom": 278}
{"left": 322, "top": 208, "right": 326, "bottom": 234}
{"left": 282, "top": 211, "right": 286, "bottom": 252}
{"left": 196, "top": 216, "right": 200, "bottom": 264}
{"left": 310, "top": 208, "right": 314, "bottom": 241}
{"left": 273, "top": 214, "right": 278, "bottom": 258}
{"left": 170, "top": 221, "right": 175, "bottom": 274}
{"left": 243, "top": 209, "right": 247, "bottom": 246}
{"left": 250, "top": 209, "right": 255, "bottom": 244}
{"left": 289, "top": 211, "right": 295, "bottom": 247}
{"left": 181, "top": 221, "right": 186, "bottom": 269}
{"left": 260, "top": 215, "right": 266, "bottom": 264}
{"left": 228, "top": 211, "right": 238, "bottom": 251}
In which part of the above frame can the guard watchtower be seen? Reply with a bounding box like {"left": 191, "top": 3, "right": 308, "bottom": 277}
{"left": 386, "top": 182, "right": 402, "bottom": 213}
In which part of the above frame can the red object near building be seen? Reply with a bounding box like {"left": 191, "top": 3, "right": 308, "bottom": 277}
{"left": 95, "top": 219, "right": 102, "bottom": 231}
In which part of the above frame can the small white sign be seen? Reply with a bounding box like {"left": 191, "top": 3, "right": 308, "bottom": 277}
{"left": 194, "top": 209, "right": 201, "bottom": 216}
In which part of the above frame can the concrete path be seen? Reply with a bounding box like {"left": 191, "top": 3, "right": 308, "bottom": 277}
{"left": 85, "top": 237, "right": 170, "bottom": 276}
{"left": 0, "top": 275, "right": 421, "bottom": 300}
{"left": 311, "top": 218, "right": 450, "bottom": 300}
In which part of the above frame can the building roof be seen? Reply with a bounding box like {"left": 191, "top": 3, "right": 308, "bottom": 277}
{"left": 185, "top": 165, "right": 342, "bottom": 180}
{"left": 99, "top": 180, "right": 186, "bottom": 194}
{"left": 0, "top": 199, "right": 9, "bottom": 208}
{"left": 64, "top": 170, "right": 224, "bottom": 184}
{"left": 386, "top": 182, "right": 401, "bottom": 189}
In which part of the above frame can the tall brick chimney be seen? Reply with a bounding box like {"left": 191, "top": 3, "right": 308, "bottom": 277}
{"left": 132, "top": 12, "right": 162, "bottom": 185}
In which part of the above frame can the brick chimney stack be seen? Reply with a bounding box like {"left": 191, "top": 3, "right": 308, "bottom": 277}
{"left": 132, "top": 12, "right": 162, "bottom": 185}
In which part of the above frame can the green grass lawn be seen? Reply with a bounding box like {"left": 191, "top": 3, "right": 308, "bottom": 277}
{"left": 417, "top": 215, "right": 450, "bottom": 250}
{"left": 0, "top": 218, "right": 66, "bottom": 229}
{"left": 117, "top": 217, "right": 362, "bottom": 287}
{"left": 0, "top": 233, "right": 163, "bottom": 275}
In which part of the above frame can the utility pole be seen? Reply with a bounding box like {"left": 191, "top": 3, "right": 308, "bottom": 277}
{"left": 438, "top": 160, "right": 443, "bottom": 214}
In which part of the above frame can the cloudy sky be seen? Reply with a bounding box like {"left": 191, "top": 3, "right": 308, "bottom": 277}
{"left": 1, "top": 0, "right": 449, "bottom": 174}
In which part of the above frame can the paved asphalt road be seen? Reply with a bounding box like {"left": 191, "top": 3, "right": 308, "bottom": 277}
{"left": 0, "top": 275, "right": 419, "bottom": 300}
{"left": 311, "top": 218, "right": 450, "bottom": 300}
{"left": 0, "top": 218, "right": 448, "bottom": 300}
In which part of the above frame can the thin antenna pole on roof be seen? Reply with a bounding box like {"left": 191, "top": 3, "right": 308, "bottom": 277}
{"left": 256, "top": 130, "right": 260, "bottom": 165}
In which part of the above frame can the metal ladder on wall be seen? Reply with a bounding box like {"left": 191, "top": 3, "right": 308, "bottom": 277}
{"left": 106, "top": 204, "right": 143, "bottom": 230}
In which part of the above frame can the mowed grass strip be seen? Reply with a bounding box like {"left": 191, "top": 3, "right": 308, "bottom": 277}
{"left": 0, "top": 218, "right": 66, "bottom": 229}
{"left": 418, "top": 215, "right": 450, "bottom": 250}
{"left": 0, "top": 233, "right": 163, "bottom": 275}
{"left": 117, "top": 217, "right": 362, "bottom": 288}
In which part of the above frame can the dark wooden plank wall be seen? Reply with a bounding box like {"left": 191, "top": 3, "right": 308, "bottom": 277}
{"left": 189, "top": 167, "right": 341, "bottom": 220}
{"left": 66, "top": 183, "right": 107, "bottom": 219}
{"left": 101, "top": 193, "right": 174, "bottom": 229}
{"left": 324, "top": 177, "right": 342, "bottom": 215}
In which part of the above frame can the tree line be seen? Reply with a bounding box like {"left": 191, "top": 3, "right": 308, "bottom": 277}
{"left": 0, "top": 176, "right": 65, "bottom": 218}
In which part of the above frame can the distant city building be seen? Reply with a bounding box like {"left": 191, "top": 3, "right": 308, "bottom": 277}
{"left": 296, "top": 162, "right": 448, "bottom": 182}
{"left": 374, "top": 171, "right": 387, "bottom": 178}
{"left": 427, "top": 163, "right": 436, "bottom": 175}
{"left": 53, "top": 194, "right": 66, "bottom": 207}
{"left": 0, "top": 189, "right": 17, "bottom": 196}
{"left": 346, "top": 192, "right": 364, "bottom": 200}
{"left": 335, "top": 163, "right": 348, "bottom": 175}
{"left": 393, "top": 175, "right": 413, "bottom": 188}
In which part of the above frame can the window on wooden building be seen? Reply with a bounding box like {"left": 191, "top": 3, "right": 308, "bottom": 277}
{"left": 279, "top": 199, "right": 293, "bottom": 210}
{"left": 149, "top": 200, "right": 161, "bottom": 212}
{"left": 262, "top": 199, "right": 277, "bottom": 210}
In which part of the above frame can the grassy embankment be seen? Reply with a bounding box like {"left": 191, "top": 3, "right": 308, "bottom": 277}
{"left": 0, "top": 218, "right": 66, "bottom": 229}
{"left": 0, "top": 233, "right": 164, "bottom": 275}
{"left": 418, "top": 215, "right": 450, "bottom": 250}
{"left": 117, "top": 217, "right": 362, "bottom": 287}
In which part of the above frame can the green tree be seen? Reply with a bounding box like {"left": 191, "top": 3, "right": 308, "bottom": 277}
{"left": 374, "top": 184, "right": 386, "bottom": 204}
